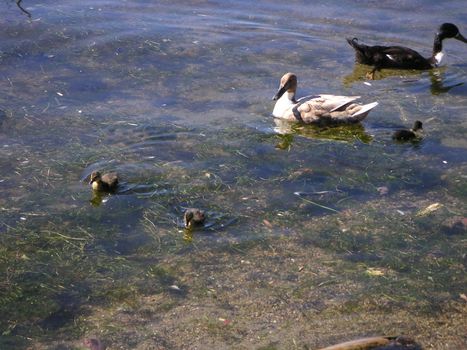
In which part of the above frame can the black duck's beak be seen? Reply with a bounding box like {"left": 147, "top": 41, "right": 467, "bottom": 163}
{"left": 272, "top": 85, "right": 288, "bottom": 101}
{"left": 455, "top": 32, "right": 467, "bottom": 43}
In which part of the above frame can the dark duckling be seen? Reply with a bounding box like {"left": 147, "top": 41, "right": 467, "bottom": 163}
{"left": 392, "top": 121, "right": 423, "bottom": 141}
{"left": 89, "top": 171, "right": 119, "bottom": 192}
{"left": 347, "top": 23, "right": 467, "bottom": 79}
{"left": 184, "top": 208, "right": 205, "bottom": 228}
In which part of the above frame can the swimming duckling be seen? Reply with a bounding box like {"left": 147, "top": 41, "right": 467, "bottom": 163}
{"left": 347, "top": 23, "right": 467, "bottom": 79}
{"left": 89, "top": 171, "right": 119, "bottom": 192}
{"left": 272, "top": 73, "right": 378, "bottom": 125}
{"left": 184, "top": 208, "right": 205, "bottom": 228}
{"left": 392, "top": 120, "right": 423, "bottom": 141}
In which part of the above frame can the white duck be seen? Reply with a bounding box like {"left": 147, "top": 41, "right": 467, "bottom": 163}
{"left": 272, "top": 73, "right": 378, "bottom": 125}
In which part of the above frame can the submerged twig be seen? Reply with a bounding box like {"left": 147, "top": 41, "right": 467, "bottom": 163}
{"left": 143, "top": 214, "right": 162, "bottom": 250}
{"left": 16, "top": 0, "right": 32, "bottom": 18}
{"left": 296, "top": 195, "right": 340, "bottom": 213}
{"left": 42, "top": 230, "right": 87, "bottom": 241}
{"left": 41, "top": 230, "right": 86, "bottom": 250}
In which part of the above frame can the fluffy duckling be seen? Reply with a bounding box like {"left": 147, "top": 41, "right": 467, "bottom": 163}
{"left": 392, "top": 120, "right": 423, "bottom": 141}
{"left": 89, "top": 171, "right": 119, "bottom": 192}
{"left": 184, "top": 208, "right": 205, "bottom": 228}
{"left": 272, "top": 73, "right": 378, "bottom": 125}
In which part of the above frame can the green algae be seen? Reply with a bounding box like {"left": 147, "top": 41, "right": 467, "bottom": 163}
{"left": 1, "top": 122, "right": 466, "bottom": 348}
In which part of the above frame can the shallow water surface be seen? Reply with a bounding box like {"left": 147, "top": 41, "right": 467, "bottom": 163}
{"left": 0, "top": 1, "right": 466, "bottom": 349}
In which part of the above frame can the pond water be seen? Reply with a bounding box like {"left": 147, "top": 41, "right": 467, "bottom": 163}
{"left": 0, "top": 1, "right": 466, "bottom": 349}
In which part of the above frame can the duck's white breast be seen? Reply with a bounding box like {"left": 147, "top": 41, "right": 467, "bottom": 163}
{"left": 272, "top": 92, "right": 295, "bottom": 118}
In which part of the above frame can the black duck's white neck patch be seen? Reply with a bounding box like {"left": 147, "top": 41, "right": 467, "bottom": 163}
{"left": 434, "top": 51, "right": 445, "bottom": 66}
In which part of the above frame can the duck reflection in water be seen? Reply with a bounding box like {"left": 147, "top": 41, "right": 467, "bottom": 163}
{"left": 344, "top": 64, "right": 464, "bottom": 95}
{"left": 273, "top": 118, "right": 373, "bottom": 150}
{"left": 343, "top": 63, "right": 423, "bottom": 85}
{"left": 429, "top": 69, "right": 464, "bottom": 95}
{"left": 89, "top": 192, "right": 106, "bottom": 207}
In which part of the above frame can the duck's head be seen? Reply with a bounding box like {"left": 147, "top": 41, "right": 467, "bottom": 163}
{"left": 438, "top": 23, "right": 467, "bottom": 43}
{"left": 184, "top": 208, "right": 205, "bottom": 228}
{"left": 413, "top": 120, "right": 423, "bottom": 131}
{"left": 273, "top": 73, "right": 298, "bottom": 101}
{"left": 89, "top": 171, "right": 102, "bottom": 185}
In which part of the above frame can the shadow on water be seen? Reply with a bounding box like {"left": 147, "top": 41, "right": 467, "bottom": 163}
{"left": 343, "top": 64, "right": 465, "bottom": 95}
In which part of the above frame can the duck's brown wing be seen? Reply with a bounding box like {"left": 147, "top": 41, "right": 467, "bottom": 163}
{"left": 102, "top": 173, "right": 119, "bottom": 187}
{"left": 315, "top": 95, "right": 361, "bottom": 112}
{"left": 295, "top": 95, "right": 361, "bottom": 123}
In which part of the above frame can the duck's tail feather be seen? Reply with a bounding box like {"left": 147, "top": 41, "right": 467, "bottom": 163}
{"left": 347, "top": 37, "right": 362, "bottom": 48}
{"left": 346, "top": 37, "right": 370, "bottom": 63}
{"left": 352, "top": 101, "right": 378, "bottom": 120}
